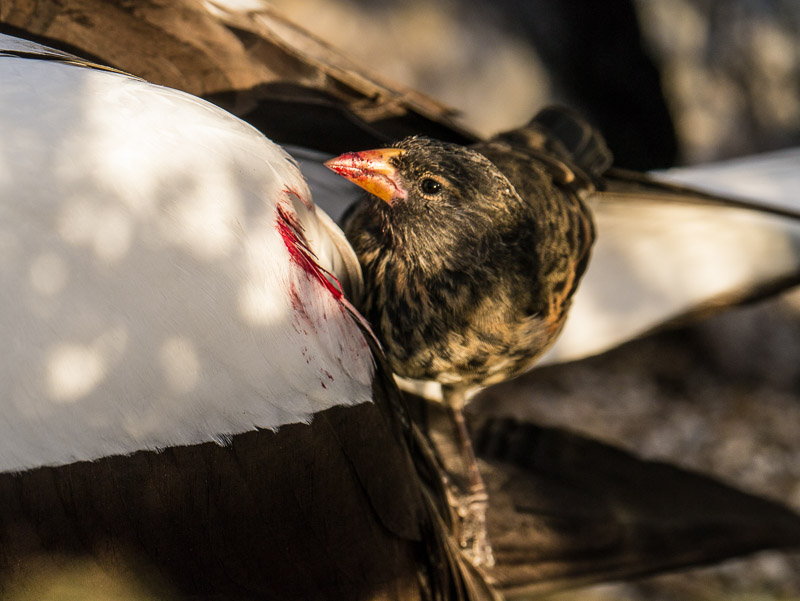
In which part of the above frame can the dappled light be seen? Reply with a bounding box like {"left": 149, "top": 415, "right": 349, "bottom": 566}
{"left": 47, "top": 329, "right": 127, "bottom": 403}
{"left": 58, "top": 201, "right": 134, "bottom": 263}
{"left": 0, "top": 55, "right": 374, "bottom": 473}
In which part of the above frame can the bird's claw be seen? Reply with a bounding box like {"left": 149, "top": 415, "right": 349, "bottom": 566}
{"left": 454, "top": 491, "right": 495, "bottom": 568}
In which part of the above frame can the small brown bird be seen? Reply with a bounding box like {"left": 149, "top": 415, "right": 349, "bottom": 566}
{"left": 325, "top": 107, "right": 604, "bottom": 565}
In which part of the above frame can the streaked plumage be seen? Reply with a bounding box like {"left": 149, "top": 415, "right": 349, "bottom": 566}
{"left": 334, "top": 118, "right": 596, "bottom": 392}
{"left": 325, "top": 108, "right": 604, "bottom": 565}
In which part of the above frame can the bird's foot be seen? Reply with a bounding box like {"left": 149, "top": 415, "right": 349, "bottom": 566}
{"left": 454, "top": 490, "right": 495, "bottom": 568}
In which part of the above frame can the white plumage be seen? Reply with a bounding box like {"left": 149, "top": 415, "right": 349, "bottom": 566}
{"left": 0, "top": 35, "right": 372, "bottom": 472}
{"left": 542, "top": 152, "right": 800, "bottom": 364}
{"left": 543, "top": 155, "right": 800, "bottom": 364}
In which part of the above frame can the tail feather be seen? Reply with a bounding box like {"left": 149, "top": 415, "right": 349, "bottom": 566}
{"left": 492, "top": 105, "right": 613, "bottom": 181}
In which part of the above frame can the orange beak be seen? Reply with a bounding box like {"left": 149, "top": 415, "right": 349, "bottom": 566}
{"left": 324, "top": 148, "right": 408, "bottom": 206}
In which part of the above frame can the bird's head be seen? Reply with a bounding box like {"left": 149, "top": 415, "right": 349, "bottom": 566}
{"left": 325, "top": 137, "right": 521, "bottom": 237}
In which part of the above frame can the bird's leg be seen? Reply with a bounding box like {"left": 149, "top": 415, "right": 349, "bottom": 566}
{"left": 442, "top": 386, "right": 495, "bottom": 568}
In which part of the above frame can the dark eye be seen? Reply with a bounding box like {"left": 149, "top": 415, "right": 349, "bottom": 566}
{"left": 419, "top": 177, "right": 442, "bottom": 196}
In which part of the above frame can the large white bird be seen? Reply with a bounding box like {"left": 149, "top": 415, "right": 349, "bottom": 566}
{"left": 0, "top": 33, "right": 373, "bottom": 472}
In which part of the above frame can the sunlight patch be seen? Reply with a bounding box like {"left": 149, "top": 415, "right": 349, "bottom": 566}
{"left": 47, "top": 343, "right": 106, "bottom": 403}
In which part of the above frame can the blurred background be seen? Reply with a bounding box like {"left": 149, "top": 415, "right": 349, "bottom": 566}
{"left": 270, "top": 1, "right": 800, "bottom": 599}
{"left": 272, "top": 0, "right": 800, "bottom": 166}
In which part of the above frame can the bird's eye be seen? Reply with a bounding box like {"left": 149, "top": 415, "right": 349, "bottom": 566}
{"left": 419, "top": 177, "right": 442, "bottom": 196}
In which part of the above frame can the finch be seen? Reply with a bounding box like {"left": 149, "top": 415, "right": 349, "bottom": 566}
{"left": 325, "top": 106, "right": 603, "bottom": 565}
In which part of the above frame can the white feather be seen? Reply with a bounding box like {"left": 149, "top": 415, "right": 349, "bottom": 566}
{"left": 0, "top": 37, "right": 373, "bottom": 472}
{"left": 540, "top": 151, "right": 800, "bottom": 364}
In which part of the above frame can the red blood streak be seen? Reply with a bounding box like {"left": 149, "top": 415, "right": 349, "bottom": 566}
{"left": 276, "top": 202, "right": 342, "bottom": 300}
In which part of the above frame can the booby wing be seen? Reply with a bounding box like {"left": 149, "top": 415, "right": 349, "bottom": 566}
{"left": 0, "top": 34, "right": 373, "bottom": 471}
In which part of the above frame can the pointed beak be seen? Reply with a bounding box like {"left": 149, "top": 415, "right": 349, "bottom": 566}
{"left": 324, "top": 148, "right": 408, "bottom": 206}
